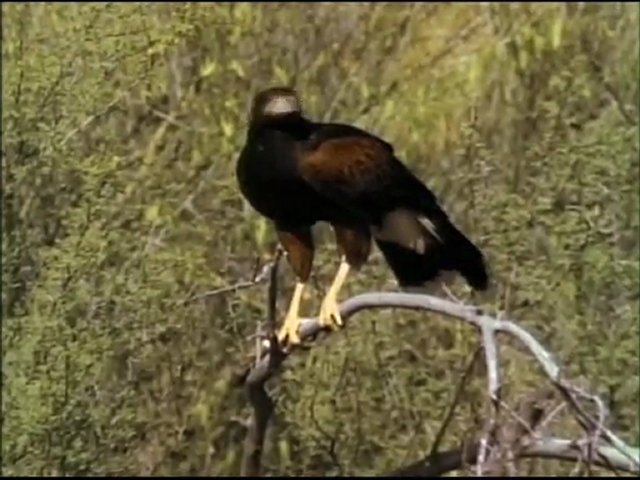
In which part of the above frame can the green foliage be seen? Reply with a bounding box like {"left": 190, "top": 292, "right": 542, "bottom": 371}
{"left": 2, "top": 3, "right": 638, "bottom": 476}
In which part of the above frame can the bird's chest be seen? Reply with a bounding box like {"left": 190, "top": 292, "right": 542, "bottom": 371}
{"left": 237, "top": 138, "right": 324, "bottom": 225}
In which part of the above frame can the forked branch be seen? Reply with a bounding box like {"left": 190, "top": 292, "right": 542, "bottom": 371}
{"left": 239, "top": 292, "right": 640, "bottom": 476}
{"left": 240, "top": 248, "right": 285, "bottom": 476}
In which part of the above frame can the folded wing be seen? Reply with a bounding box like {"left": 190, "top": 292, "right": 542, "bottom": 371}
{"left": 298, "top": 125, "right": 489, "bottom": 291}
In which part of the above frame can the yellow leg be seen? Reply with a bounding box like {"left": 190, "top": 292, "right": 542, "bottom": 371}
{"left": 278, "top": 281, "right": 305, "bottom": 346}
{"left": 319, "top": 256, "right": 350, "bottom": 330}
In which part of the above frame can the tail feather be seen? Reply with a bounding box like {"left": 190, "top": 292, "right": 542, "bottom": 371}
{"left": 443, "top": 222, "right": 489, "bottom": 291}
{"left": 375, "top": 214, "right": 489, "bottom": 291}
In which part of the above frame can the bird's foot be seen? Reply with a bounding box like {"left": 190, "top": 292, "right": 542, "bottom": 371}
{"left": 277, "top": 314, "right": 302, "bottom": 348}
{"left": 318, "top": 294, "right": 343, "bottom": 331}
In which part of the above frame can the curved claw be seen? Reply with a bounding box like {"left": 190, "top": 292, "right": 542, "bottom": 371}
{"left": 277, "top": 281, "right": 305, "bottom": 348}
{"left": 278, "top": 315, "right": 302, "bottom": 346}
{"left": 319, "top": 294, "right": 343, "bottom": 331}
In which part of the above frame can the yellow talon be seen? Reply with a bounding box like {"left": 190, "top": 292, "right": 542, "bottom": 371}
{"left": 277, "top": 315, "right": 302, "bottom": 346}
{"left": 277, "top": 281, "right": 305, "bottom": 347}
{"left": 318, "top": 257, "right": 350, "bottom": 331}
{"left": 319, "top": 293, "right": 343, "bottom": 330}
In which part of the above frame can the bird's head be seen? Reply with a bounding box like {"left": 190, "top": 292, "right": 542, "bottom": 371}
{"left": 249, "top": 86, "right": 303, "bottom": 125}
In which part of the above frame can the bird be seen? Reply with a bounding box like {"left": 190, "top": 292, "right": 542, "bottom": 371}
{"left": 236, "top": 86, "right": 489, "bottom": 347}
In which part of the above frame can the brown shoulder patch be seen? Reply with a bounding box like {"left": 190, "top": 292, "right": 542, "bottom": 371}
{"left": 299, "top": 136, "right": 391, "bottom": 185}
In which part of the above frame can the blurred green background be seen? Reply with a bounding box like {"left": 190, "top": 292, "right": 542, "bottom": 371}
{"left": 2, "top": 3, "right": 638, "bottom": 476}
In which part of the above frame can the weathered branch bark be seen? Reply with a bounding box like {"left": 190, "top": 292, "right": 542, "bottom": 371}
{"left": 476, "top": 325, "right": 502, "bottom": 475}
{"left": 241, "top": 382, "right": 275, "bottom": 476}
{"left": 390, "top": 437, "right": 640, "bottom": 477}
{"left": 240, "top": 249, "right": 286, "bottom": 477}
{"left": 390, "top": 386, "right": 639, "bottom": 476}
{"left": 240, "top": 291, "right": 639, "bottom": 475}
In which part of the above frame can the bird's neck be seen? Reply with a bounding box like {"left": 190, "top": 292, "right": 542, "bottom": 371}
{"left": 248, "top": 113, "right": 314, "bottom": 140}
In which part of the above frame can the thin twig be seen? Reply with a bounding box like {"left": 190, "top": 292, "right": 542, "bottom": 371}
{"left": 60, "top": 94, "right": 124, "bottom": 147}
{"left": 588, "top": 57, "right": 638, "bottom": 127}
{"left": 392, "top": 435, "right": 637, "bottom": 476}
{"left": 429, "top": 345, "right": 482, "bottom": 459}
{"left": 390, "top": 385, "right": 634, "bottom": 477}
{"left": 267, "top": 247, "right": 284, "bottom": 339}
{"left": 185, "top": 261, "right": 277, "bottom": 304}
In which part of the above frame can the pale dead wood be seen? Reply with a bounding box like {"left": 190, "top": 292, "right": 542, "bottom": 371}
{"left": 238, "top": 291, "right": 639, "bottom": 476}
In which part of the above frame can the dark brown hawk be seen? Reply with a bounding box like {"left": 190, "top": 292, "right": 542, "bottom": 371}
{"left": 236, "top": 87, "right": 489, "bottom": 346}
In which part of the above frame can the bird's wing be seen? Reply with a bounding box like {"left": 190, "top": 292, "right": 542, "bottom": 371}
{"left": 297, "top": 124, "right": 489, "bottom": 291}
{"left": 297, "top": 125, "right": 439, "bottom": 221}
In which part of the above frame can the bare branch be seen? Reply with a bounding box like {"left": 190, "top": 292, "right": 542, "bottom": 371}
{"left": 245, "top": 291, "right": 639, "bottom": 475}
{"left": 476, "top": 325, "right": 502, "bottom": 475}
{"left": 429, "top": 346, "right": 482, "bottom": 459}
{"left": 60, "top": 94, "right": 125, "bottom": 147}
{"left": 391, "top": 385, "right": 637, "bottom": 477}
{"left": 185, "top": 260, "right": 277, "bottom": 304}
{"left": 267, "top": 247, "right": 284, "bottom": 338}
{"left": 240, "top": 250, "right": 286, "bottom": 477}
{"left": 586, "top": 56, "right": 638, "bottom": 127}
{"left": 241, "top": 379, "right": 275, "bottom": 477}
{"left": 390, "top": 437, "right": 639, "bottom": 477}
